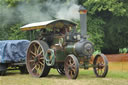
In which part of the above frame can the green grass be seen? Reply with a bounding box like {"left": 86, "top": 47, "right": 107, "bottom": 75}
{"left": 0, "top": 69, "right": 128, "bottom": 85}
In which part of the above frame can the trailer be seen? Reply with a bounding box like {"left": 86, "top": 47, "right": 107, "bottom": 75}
{"left": 0, "top": 40, "right": 30, "bottom": 75}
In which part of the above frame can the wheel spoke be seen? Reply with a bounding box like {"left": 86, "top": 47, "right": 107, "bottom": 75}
{"left": 72, "top": 67, "right": 76, "bottom": 73}
{"left": 35, "top": 65, "right": 39, "bottom": 72}
{"left": 33, "top": 44, "right": 38, "bottom": 54}
{"left": 39, "top": 50, "right": 43, "bottom": 55}
{"left": 97, "top": 68, "right": 99, "bottom": 74}
{"left": 39, "top": 63, "right": 43, "bottom": 70}
{"left": 69, "top": 57, "right": 72, "bottom": 64}
{"left": 37, "top": 64, "right": 41, "bottom": 70}
{"left": 39, "top": 61, "right": 44, "bottom": 66}
{"left": 65, "top": 62, "right": 69, "bottom": 67}
{"left": 68, "top": 59, "right": 71, "bottom": 64}
{"left": 71, "top": 63, "right": 75, "bottom": 66}
{"left": 40, "top": 57, "right": 44, "bottom": 60}
{"left": 30, "top": 51, "right": 36, "bottom": 56}
{"left": 100, "top": 69, "right": 103, "bottom": 75}
{"left": 99, "top": 57, "right": 103, "bottom": 63}
{"left": 100, "top": 60, "right": 103, "bottom": 63}
{"left": 37, "top": 46, "right": 41, "bottom": 54}
{"left": 70, "top": 71, "right": 73, "bottom": 77}
{"left": 32, "top": 65, "right": 37, "bottom": 72}
{"left": 97, "top": 58, "right": 103, "bottom": 76}
{"left": 29, "top": 60, "right": 34, "bottom": 62}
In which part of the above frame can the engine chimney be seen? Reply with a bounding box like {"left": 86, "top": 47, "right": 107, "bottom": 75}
{"left": 79, "top": 6, "right": 87, "bottom": 38}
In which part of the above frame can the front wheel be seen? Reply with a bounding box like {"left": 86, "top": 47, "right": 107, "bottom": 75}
{"left": 64, "top": 54, "right": 79, "bottom": 79}
{"left": 93, "top": 54, "right": 108, "bottom": 77}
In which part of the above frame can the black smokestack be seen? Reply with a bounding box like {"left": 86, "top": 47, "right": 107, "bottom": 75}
{"left": 79, "top": 6, "right": 87, "bottom": 38}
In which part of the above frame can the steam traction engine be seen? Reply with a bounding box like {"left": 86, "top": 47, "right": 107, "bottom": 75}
{"left": 21, "top": 6, "right": 108, "bottom": 79}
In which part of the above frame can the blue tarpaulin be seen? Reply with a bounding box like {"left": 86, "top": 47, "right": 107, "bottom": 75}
{"left": 0, "top": 40, "right": 30, "bottom": 63}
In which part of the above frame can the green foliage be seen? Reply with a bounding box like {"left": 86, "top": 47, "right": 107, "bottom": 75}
{"left": 84, "top": 0, "right": 127, "bottom": 16}
{"left": 0, "top": 28, "right": 9, "bottom": 40}
{"left": 119, "top": 48, "right": 128, "bottom": 53}
{"left": 0, "top": 0, "right": 128, "bottom": 53}
{"left": 103, "top": 16, "right": 128, "bottom": 53}
{"left": 8, "top": 24, "right": 27, "bottom": 40}
{"left": 82, "top": 0, "right": 128, "bottom": 53}
{"left": 87, "top": 16, "right": 105, "bottom": 50}
{"left": 93, "top": 50, "right": 101, "bottom": 56}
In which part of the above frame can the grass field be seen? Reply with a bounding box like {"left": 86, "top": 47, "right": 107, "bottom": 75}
{"left": 0, "top": 68, "right": 128, "bottom": 85}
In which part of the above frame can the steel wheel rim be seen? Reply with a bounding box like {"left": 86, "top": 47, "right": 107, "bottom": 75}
{"left": 26, "top": 41, "right": 45, "bottom": 77}
{"left": 64, "top": 55, "right": 79, "bottom": 79}
{"left": 94, "top": 55, "right": 108, "bottom": 77}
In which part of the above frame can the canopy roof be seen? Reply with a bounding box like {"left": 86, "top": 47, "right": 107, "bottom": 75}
{"left": 20, "top": 19, "right": 77, "bottom": 31}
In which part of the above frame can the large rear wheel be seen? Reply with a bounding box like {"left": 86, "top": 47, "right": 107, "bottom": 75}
{"left": 26, "top": 40, "right": 50, "bottom": 78}
{"left": 64, "top": 54, "right": 79, "bottom": 79}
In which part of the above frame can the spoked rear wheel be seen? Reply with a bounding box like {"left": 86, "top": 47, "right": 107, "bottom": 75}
{"left": 26, "top": 40, "right": 50, "bottom": 78}
{"left": 64, "top": 54, "right": 79, "bottom": 79}
{"left": 93, "top": 54, "right": 108, "bottom": 77}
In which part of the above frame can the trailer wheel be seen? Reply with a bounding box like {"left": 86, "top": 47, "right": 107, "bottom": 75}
{"left": 93, "top": 54, "right": 108, "bottom": 77}
{"left": 26, "top": 40, "right": 50, "bottom": 78}
{"left": 0, "top": 64, "right": 7, "bottom": 76}
{"left": 64, "top": 54, "right": 79, "bottom": 79}
{"left": 19, "top": 66, "right": 28, "bottom": 74}
{"left": 0, "top": 71, "right": 6, "bottom": 76}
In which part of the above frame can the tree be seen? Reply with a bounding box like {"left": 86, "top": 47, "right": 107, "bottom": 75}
{"left": 0, "top": 0, "right": 128, "bottom": 53}
{"left": 82, "top": 0, "right": 128, "bottom": 53}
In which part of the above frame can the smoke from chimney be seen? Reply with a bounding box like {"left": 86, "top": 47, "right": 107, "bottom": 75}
{"left": 0, "top": 0, "right": 80, "bottom": 24}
